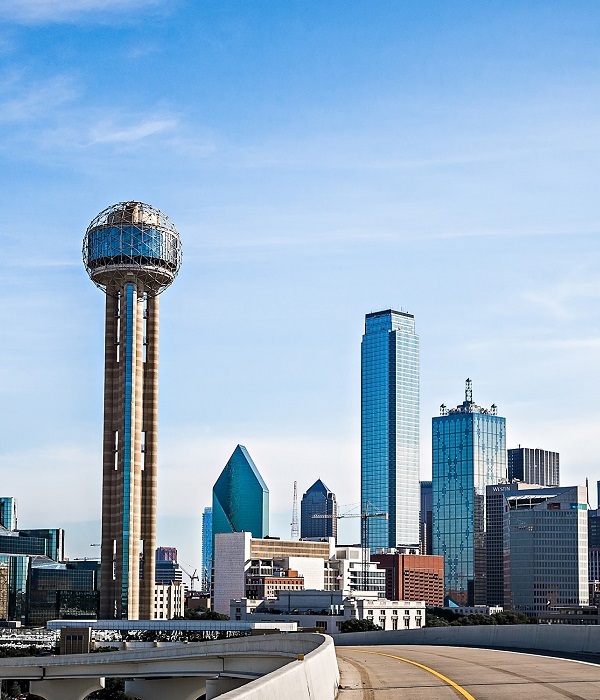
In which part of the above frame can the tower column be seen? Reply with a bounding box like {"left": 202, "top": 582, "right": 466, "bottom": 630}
{"left": 100, "top": 288, "right": 119, "bottom": 619}
{"left": 85, "top": 201, "right": 182, "bottom": 621}
{"left": 140, "top": 293, "right": 159, "bottom": 619}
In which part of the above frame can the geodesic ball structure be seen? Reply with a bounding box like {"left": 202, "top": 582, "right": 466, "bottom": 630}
{"left": 83, "top": 201, "right": 182, "bottom": 295}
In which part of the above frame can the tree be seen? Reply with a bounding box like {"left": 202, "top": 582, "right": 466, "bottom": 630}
{"left": 340, "top": 618, "right": 382, "bottom": 633}
{"left": 88, "top": 678, "right": 140, "bottom": 699}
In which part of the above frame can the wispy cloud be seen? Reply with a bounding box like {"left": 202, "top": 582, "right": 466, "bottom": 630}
{"left": 0, "top": 73, "right": 77, "bottom": 123}
{"left": 0, "top": 0, "right": 167, "bottom": 24}
{"left": 522, "top": 276, "right": 600, "bottom": 320}
{"left": 88, "top": 117, "right": 177, "bottom": 144}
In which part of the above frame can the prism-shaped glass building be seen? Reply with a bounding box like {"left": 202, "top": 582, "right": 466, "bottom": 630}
{"left": 432, "top": 380, "right": 506, "bottom": 605}
{"left": 361, "top": 309, "right": 420, "bottom": 550}
{"left": 212, "top": 445, "right": 269, "bottom": 541}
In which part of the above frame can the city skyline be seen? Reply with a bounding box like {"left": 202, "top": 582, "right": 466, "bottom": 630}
{"left": 1, "top": 1, "right": 599, "bottom": 571}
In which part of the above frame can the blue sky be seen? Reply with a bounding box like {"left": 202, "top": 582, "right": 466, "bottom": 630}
{"left": 0, "top": 1, "right": 599, "bottom": 570}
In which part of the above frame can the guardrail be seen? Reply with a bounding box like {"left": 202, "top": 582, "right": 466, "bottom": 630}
{"left": 334, "top": 624, "right": 600, "bottom": 656}
{"left": 0, "top": 632, "right": 339, "bottom": 700}
{"left": 217, "top": 633, "right": 339, "bottom": 700}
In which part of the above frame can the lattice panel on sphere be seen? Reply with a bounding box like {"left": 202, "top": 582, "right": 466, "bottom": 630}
{"left": 83, "top": 201, "right": 182, "bottom": 296}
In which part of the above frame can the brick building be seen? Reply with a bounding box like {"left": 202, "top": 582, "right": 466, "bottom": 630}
{"left": 371, "top": 553, "right": 444, "bottom": 607}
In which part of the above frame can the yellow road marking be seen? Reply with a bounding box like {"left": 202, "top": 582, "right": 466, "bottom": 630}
{"left": 345, "top": 649, "right": 477, "bottom": 700}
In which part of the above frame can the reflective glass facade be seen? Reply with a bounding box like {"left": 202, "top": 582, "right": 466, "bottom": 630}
{"left": 0, "top": 498, "right": 17, "bottom": 531}
{"left": 201, "top": 507, "right": 213, "bottom": 591}
{"left": 0, "top": 554, "right": 29, "bottom": 622}
{"left": 361, "top": 310, "right": 420, "bottom": 550}
{"left": 508, "top": 447, "right": 559, "bottom": 487}
{"left": 20, "top": 529, "right": 64, "bottom": 562}
{"left": 432, "top": 390, "right": 506, "bottom": 605}
{"left": 420, "top": 481, "right": 433, "bottom": 555}
{"left": 300, "top": 479, "right": 337, "bottom": 541}
{"left": 212, "top": 445, "right": 269, "bottom": 542}
{"left": 28, "top": 567, "right": 98, "bottom": 626}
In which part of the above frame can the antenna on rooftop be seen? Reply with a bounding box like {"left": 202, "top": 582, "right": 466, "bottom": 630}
{"left": 290, "top": 481, "right": 299, "bottom": 540}
{"left": 465, "top": 378, "right": 473, "bottom": 403}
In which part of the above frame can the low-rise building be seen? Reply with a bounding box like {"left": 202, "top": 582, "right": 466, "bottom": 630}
{"left": 154, "top": 582, "right": 185, "bottom": 619}
{"left": 230, "top": 589, "right": 425, "bottom": 634}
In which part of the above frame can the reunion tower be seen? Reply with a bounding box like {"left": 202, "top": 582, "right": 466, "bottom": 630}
{"left": 83, "top": 202, "right": 182, "bottom": 619}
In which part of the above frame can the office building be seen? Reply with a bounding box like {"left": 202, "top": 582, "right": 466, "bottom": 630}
{"left": 83, "top": 201, "right": 182, "bottom": 620}
{"left": 201, "top": 507, "right": 212, "bottom": 592}
{"left": 245, "top": 567, "right": 305, "bottom": 600}
{"left": 153, "top": 582, "right": 184, "bottom": 620}
{"left": 502, "top": 485, "right": 588, "bottom": 614}
{"left": 212, "top": 532, "right": 334, "bottom": 614}
{"left": 432, "top": 380, "right": 506, "bottom": 605}
{"left": 589, "top": 509, "right": 600, "bottom": 548}
{"left": 0, "top": 498, "right": 17, "bottom": 531}
{"left": 300, "top": 479, "right": 337, "bottom": 542}
{"left": 508, "top": 447, "right": 559, "bottom": 487}
{"left": 361, "top": 309, "right": 420, "bottom": 550}
{"left": 371, "top": 552, "right": 444, "bottom": 606}
{"left": 212, "top": 445, "right": 269, "bottom": 541}
{"left": 156, "top": 547, "right": 177, "bottom": 563}
{"left": 329, "top": 547, "right": 386, "bottom": 595}
{"left": 486, "top": 481, "right": 545, "bottom": 606}
{"left": 0, "top": 563, "right": 8, "bottom": 619}
{"left": 155, "top": 548, "right": 183, "bottom": 585}
{"left": 420, "top": 481, "right": 433, "bottom": 555}
{"left": 27, "top": 563, "right": 99, "bottom": 626}
{"left": 0, "top": 518, "right": 97, "bottom": 624}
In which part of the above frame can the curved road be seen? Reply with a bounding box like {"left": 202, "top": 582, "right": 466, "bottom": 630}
{"left": 337, "top": 645, "right": 600, "bottom": 699}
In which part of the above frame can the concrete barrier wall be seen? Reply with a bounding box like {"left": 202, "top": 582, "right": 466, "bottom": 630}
{"left": 333, "top": 624, "right": 600, "bottom": 655}
{"left": 216, "top": 634, "right": 339, "bottom": 700}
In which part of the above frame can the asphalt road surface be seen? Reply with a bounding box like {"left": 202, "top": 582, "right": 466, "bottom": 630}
{"left": 337, "top": 645, "right": 600, "bottom": 699}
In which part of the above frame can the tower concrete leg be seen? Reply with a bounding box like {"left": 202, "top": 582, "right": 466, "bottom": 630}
{"left": 28, "top": 677, "right": 104, "bottom": 700}
{"left": 206, "top": 677, "right": 250, "bottom": 699}
{"left": 126, "top": 677, "right": 206, "bottom": 700}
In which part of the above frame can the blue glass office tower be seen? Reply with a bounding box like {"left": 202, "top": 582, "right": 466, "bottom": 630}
{"left": 0, "top": 498, "right": 17, "bottom": 531}
{"left": 300, "top": 479, "right": 338, "bottom": 542}
{"left": 361, "top": 309, "right": 420, "bottom": 551}
{"left": 201, "top": 507, "right": 213, "bottom": 591}
{"left": 212, "top": 445, "right": 269, "bottom": 541}
{"left": 432, "top": 380, "right": 506, "bottom": 605}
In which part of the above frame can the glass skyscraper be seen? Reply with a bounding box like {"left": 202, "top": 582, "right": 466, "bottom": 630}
{"left": 432, "top": 380, "right": 506, "bottom": 605}
{"left": 361, "top": 309, "right": 420, "bottom": 551}
{"left": 212, "top": 445, "right": 269, "bottom": 542}
{"left": 0, "top": 498, "right": 17, "bottom": 531}
{"left": 508, "top": 447, "right": 559, "bottom": 487}
{"left": 300, "top": 479, "right": 337, "bottom": 542}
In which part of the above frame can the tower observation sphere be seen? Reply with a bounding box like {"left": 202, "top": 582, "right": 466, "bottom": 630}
{"left": 83, "top": 201, "right": 182, "bottom": 295}
{"left": 83, "top": 201, "right": 182, "bottom": 620}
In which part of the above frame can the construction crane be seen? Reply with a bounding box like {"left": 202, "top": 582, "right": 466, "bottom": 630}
{"left": 180, "top": 564, "right": 200, "bottom": 591}
{"left": 290, "top": 481, "right": 299, "bottom": 541}
{"left": 313, "top": 501, "right": 387, "bottom": 591}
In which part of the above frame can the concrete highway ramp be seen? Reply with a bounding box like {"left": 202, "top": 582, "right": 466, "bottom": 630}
{"left": 337, "top": 644, "right": 600, "bottom": 699}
